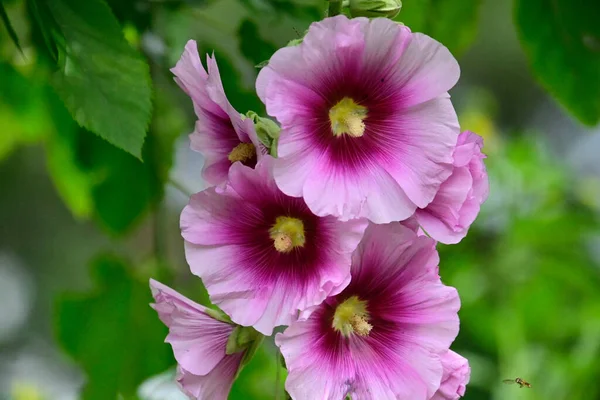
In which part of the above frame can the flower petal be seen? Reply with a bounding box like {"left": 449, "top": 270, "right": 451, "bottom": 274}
{"left": 150, "top": 280, "right": 232, "bottom": 376}
{"left": 176, "top": 352, "right": 243, "bottom": 400}
{"left": 430, "top": 351, "right": 471, "bottom": 400}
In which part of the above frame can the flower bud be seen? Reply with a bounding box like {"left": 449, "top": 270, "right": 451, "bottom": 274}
{"left": 349, "top": 0, "right": 402, "bottom": 18}
{"left": 245, "top": 111, "right": 281, "bottom": 155}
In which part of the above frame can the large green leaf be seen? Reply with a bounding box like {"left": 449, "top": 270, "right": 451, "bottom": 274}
{"left": 42, "top": 0, "right": 152, "bottom": 158}
{"left": 395, "top": 0, "right": 482, "bottom": 57}
{"left": 515, "top": 0, "right": 600, "bottom": 126}
{"left": 39, "top": 85, "right": 95, "bottom": 219}
{"left": 55, "top": 255, "right": 174, "bottom": 400}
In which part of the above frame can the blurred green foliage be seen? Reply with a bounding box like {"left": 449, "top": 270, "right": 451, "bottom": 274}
{"left": 395, "top": 0, "right": 483, "bottom": 57}
{"left": 55, "top": 255, "right": 173, "bottom": 400}
{"left": 515, "top": 0, "right": 600, "bottom": 126}
{"left": 1, "top": 0, "right": 600, "bottom": 399}
{"left": 440, "top": 135, "right": 600, "bottom": 400}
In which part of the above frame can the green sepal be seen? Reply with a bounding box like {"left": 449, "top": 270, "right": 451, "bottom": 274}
{"left": 236, "top": 332, "right": 264, "bottom": 379}
{"left": 224, "top": 326, "right": 264, "bottom": 381}
{"left": 270, "top": 136, "right": 279, "bottom": 158}
{"left": 286, "top": 38, "right": 303, "bottom": 47}
{"left": 245, "top": 111, "right": 281, "bottom": 156}
{"left": 255, "top": 60, "right": 269, "bottom": 69}
{"left": 204, "top": 307, "right": 233, "bottom": 324}
{"left": 225, "top": 326, "right": 262, "bottom": 355}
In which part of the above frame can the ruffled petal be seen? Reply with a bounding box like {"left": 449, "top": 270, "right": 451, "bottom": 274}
{"left": 416, "top": 167, "right": 473, "bottom": 244}
{"left": 276, "top": 316, "right": 354, "bottom": 400}
{"left": 150, "top": 280, "right": 232, "bottom": 376}
{"left": 301, "top": 159, "right": 416, "bottom": 223}
{"left": 176, "top": 352, "right": 243, "bottom": 400}
{"left": 382, "top": 95, "right": 458, "bottom": 208}
{"left": 391, "top": 32, "right": 460, "bottom": 108}
{"left": 415, "top": 130, "right": 489, "bottom": 244}
{"left": 430, "top": 351, "right": 471, "bottom": 400}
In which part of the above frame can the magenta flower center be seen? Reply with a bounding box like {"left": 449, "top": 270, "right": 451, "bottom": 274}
{"left": 332, "top": 295, "right": 372, "bottom": 337}
{"left": 268, "top": 216, "right": 306, "bottom": 253}
{"left": 329, "top": 97, "right": 368, "bottom": 138}
{"left": 228, "top": 142, "right": 256, "bottom": 164}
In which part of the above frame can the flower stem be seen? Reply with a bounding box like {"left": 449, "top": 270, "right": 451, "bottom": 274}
{"left": 274, "top": 350, "right": 282, "bottom": 400}
{"left": 327, "top": 0, "right": 343, "bottom": 16}
{"left": 168, "top": 178, "right": 193, "bottom": 198}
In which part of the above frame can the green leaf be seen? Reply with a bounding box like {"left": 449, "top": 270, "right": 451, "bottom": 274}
{"left": 44, "top": 87, "right": 95, "bottom": 218}
{"left": 515, "top": 0, "right": 600, "bottom": 126}
{"left": 0, "top": 0, "right": 24, "bottom": 54}
{"left": 395, "top": 0, "right": 482, "bottom": 57}
{"left": 55, "top": 255, "right": 173, "bottom": 400}
{"left": 43, "top": 0, "right": 152, "bottom": 158}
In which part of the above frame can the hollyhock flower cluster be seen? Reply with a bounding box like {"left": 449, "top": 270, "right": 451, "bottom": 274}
{"left": 150, "top": 12, "right": 487, "bottom": 400}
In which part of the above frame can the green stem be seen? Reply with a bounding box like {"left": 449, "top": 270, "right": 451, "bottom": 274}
{"left": 328, "top": 0, "right": 343, "bottom": 16}
{"left": 153, "top": 201, "right": 166, "bottom": 264}
{"left": 168, "top": 178, "right": 193, "bottom": 198}
{"left": 274, "top": 350, "right": 282, "bottom": 400}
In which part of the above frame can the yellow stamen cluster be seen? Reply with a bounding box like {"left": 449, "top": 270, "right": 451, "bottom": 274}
{"left": 228, "top": 142, "right": 256, "bottom": 164}
{"left": 269, "top": 216, "right": 305, "bottom": 253}
{"left": 329, "top": 97, "right": 368, "bottom": 138}
{"left": 332, "top": 296, "right": 372, "bottom": 337}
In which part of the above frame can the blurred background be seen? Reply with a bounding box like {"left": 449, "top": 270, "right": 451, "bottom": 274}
{"left": 1, "top": 0, "right": 600, "bottom": 399}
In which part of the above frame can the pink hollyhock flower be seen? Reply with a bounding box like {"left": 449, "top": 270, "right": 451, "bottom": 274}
{"left": 180, "top": 156, "right": 367, "bottom": 335}
{"left": 256, "top": 15, "right": 460, "bottom": 223}
{"left": 172, "top": 40, "right": 264, "bottom": 186}
{"left": 150, "top": 279, "right": 247, "bottom": 400}
{"left": 430, "top": 351, "right": 471, "bottom": 400}
{"left": 416, "top": 131, "right": 489, "bottom": 244}
{"left": 276, "top": 223, "right": 460, "bottom": 400}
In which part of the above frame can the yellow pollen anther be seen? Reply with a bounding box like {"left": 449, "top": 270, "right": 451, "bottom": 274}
{"left": 273, "top": 232, "right": 293, "bottom": 252}
{"left": 349, "top": 315, "right": 373, "bottom": 336}
{"left": 332, "top": 296, "right": 372, "bottom": 337}
{"left": 329, "top": 97, "right": 368, "bottom": 138}
{"left": 228, "top": 142, "right": 256, "bottom": 164}
{"left": 269, "top": 216, "right": 305, "bottom": 253}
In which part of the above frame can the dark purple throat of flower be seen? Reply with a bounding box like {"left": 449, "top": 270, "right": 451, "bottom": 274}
{"left": 228, "top": 142, "right": 257, "bottom": 165}
{"left": 269, "top": 216, "right": 306, "bottom": 253}
{"left": 329, "top": 97, "right": 368, "bottom": 138}
{"left": 332, "top": 295, "right": 372, "bottom": 337}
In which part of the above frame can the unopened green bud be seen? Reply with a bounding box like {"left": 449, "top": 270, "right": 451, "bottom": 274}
{"left": 349, "top": 0, "right": 402, "bottom": 18}
{"left": 245, "top": 111, "right": 281, "bottom": 154}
